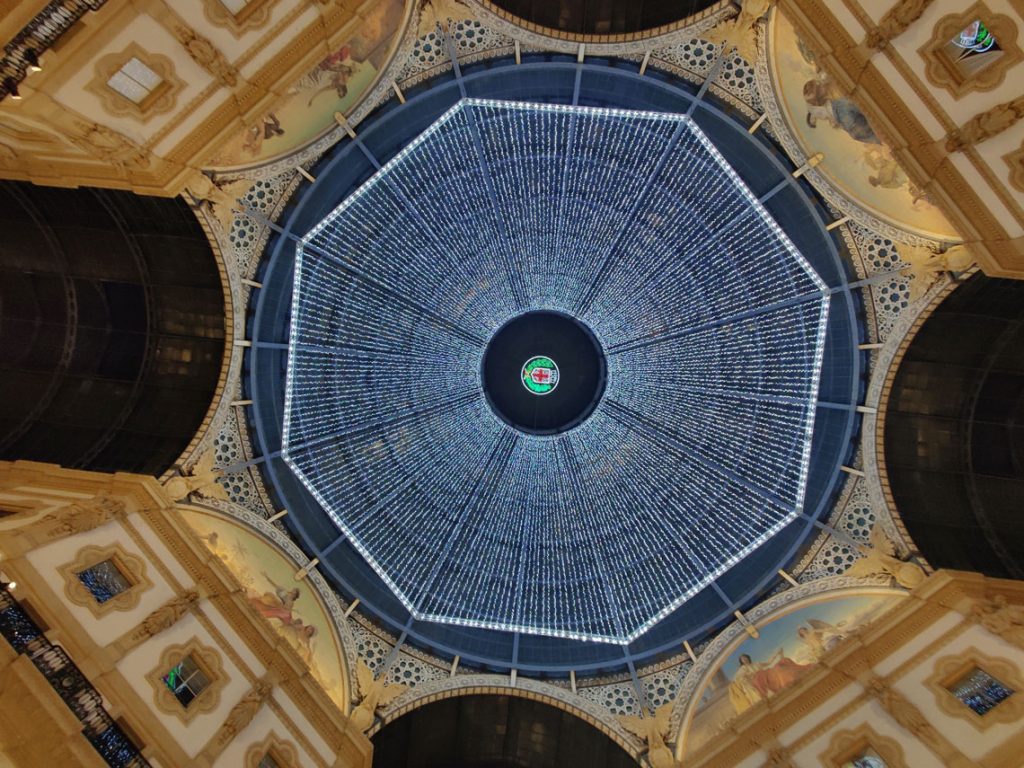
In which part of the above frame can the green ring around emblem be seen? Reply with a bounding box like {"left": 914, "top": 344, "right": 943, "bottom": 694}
{"left": 521, "top": 356, "right": 560, "bottom": 395}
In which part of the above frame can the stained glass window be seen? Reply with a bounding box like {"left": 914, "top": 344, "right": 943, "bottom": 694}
{"left": 76, "top": 558, "right": 131, "bottom": 604}
{"left": 162, "top": 654, "right": 210, "bottom": 708}
{"left": 948, "top": 666, "right": 1013, "bottom": 715}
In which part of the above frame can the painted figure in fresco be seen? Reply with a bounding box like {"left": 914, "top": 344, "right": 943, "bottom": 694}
{"left": 728, "top": 654, "right": 767, "bottom": 714}
{"left": 293, "top": 46, "right": 357, "bottom": 106}
{"left": 796, "top": 618, "right": 847, "bottom": 661}
{"left": 802, "top": 75, "right": 880, "bottom": 144}
{"left": 247, "top": 570, "right": 301, "bottom": 626}
{"left": 281, "top": 617, "right": 318, "bottom": 664}
{"left": 241, "top": 113, "right": 285, "bottom": 157}
{"left": 749, "top": 648, "right": 815, "bottom": 697}
{"left": 728, "top": 648, "right": 816, "bottom": 714}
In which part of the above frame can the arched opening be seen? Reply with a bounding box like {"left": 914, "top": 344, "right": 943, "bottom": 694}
{"left": 372, "top": 694, "right": 638, "bottom": 767}
{"left": 0, "top": 181, "right": 225, "bottom": 475}
{"left": 484, "top": 0, "right": 723, "bottom": 36}
{"left": 884, "top": 273, "right": 1024, "bottom": 577}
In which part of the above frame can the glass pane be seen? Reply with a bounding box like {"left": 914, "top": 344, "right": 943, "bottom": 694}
{"left": 949, "top": 667, "right": 1013, "bottom": 715}
{"left": 121, "top": 57, "right": 162, "bottom": 91}
{"left": 841, "top": 747, "right": 887, "bottom": 768}
{"left": 76, "top": 558, "right": 131, "bottom": 603}
{"left": 106, "top": 71, "right": 148, "bottom": 103}
{"left": 952, "top": 20, "right": 999, "bottom": 55}
{"left": 220, "top": 0, "right": 249, "bottom": 13}
{"left": 258, "top": 753, "right": 281, "bottom": 768}
{"left": 163, "top": 654, "right": 210, "bottom": 708}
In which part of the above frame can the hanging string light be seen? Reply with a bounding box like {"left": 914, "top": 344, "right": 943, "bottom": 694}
{"left": 283, "top": 99, "right": 829, "bottom": 644}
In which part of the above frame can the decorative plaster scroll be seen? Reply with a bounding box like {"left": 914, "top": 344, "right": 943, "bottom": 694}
{"left": 864, "top": 0, "right": 935, "bottom": 51}
{"left": 118, "top": 591, "right": 200, "bottom": 652}
{"left": 947, "top": 95, "right": 1024, "bottom": 151}
{"left": 168, "top": 19, "right": 241, "bottom": 89}
{"left": 202, "top": 678, "right": 273, "bottom": 762}
{"left": 865, "top": 676, "right": 976, "bottom": 767}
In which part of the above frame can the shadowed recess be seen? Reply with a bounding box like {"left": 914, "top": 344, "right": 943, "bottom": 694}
{"left": 0, "top": 181, "right": 224, "bottom": 475}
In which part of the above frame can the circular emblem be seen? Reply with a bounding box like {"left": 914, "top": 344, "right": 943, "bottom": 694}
{"left": 521, "top": 356, "right": 559, "bottom": 395}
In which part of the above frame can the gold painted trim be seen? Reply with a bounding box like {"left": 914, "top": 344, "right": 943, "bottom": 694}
{"left": 57, "top": 543, "right": 153, "bottom": 617}
{"left": 924, "top": 647, "right": 1024, "bottom": 730}
{"left": 86, "top": 42, "right": 185, "bottom": 123}
{"left": 147, "top": 636, "right": 228, "bottom": 724}
{"left": 244, "top": 729, "right": 300, "bottom": 768}
{"left": 820, "top": 722, "right": 908, "bottom": 768}
{"left": 918, "top": 4, "right": 1022, "bottom": 99}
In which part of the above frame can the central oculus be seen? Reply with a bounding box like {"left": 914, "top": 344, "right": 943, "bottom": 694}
{"left": 483, "top": 311, "right": 605, "bottom": 435}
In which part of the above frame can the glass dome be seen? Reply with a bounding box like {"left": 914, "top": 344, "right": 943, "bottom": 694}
{"left": 248, "top": 56, "right": 863, "bottom": 673}
{"left": 282, "top": 99, "right": 828, "bottom": 643}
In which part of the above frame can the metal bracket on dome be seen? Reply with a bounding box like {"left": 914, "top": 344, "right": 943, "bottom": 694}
{"left": 687, "top": 46, "right": 728, "bottom": 116}
{"left": 440, "top": 21, "right": 467, "bottom": 99}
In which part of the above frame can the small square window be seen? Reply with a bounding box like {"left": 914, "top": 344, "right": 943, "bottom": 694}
{"left": 842, "top": 748, "right": 888, "bottom": 768}
{"left": 947, "top": 666, "right": 1013, "bottom": 715}
{"left": 942, "top": 20, "right": 1002, "bottom": 79}
{"left": 106, "top": 57, "right": 163, "bottom": 104}
{"left": 75, "top": 558, "right": 132, "bottom": 604}
{"left": 162, "top": 654, "right": 211, "bottom": 709}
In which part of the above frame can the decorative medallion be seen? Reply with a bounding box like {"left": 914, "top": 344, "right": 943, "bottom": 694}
{"left": 521, "top": 355, "right": 559, "bottom": 395}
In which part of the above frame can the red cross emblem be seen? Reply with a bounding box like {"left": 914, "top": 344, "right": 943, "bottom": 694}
{"left": 531, "top": 368, "right": 552, "bottom": 384}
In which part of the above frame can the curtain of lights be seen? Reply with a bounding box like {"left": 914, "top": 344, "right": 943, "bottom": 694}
{"left": 283, "top": 100, "right": 829, "bottom": 643}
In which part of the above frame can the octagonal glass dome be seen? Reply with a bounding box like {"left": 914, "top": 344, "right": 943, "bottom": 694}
{"left": 281, "top": 99, "right": 829, "bottom": 644}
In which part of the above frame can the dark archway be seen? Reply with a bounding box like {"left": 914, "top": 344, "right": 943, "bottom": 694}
{"left": 485, "top": 0, "right": 722, "bottom": 36}
{"left": 372, "top": 694, "right": 638, "bottom": 767}
{"left": 884, "top": 273, "right": 1024, "bottom": 578}
{"left": 0, "top": 181, "right": 225, "bottom": 475}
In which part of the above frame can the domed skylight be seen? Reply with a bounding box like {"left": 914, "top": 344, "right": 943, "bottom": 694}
{"left": 282, "top": 99, "right": 829, "bottom": 644}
